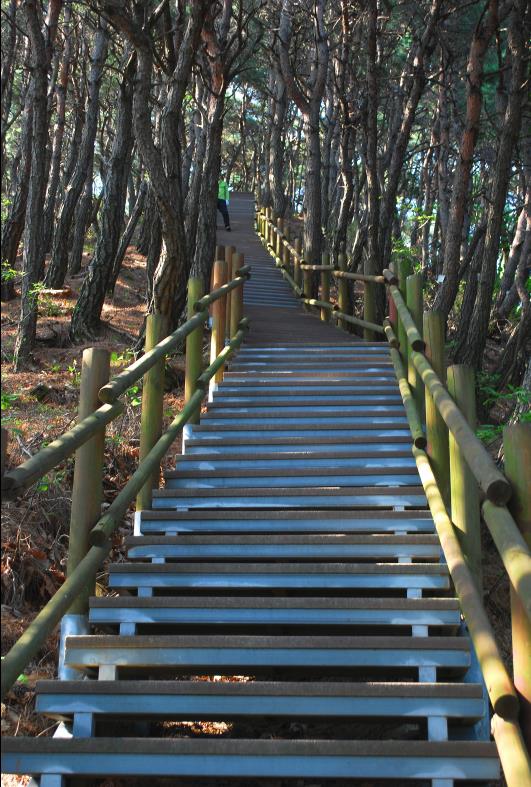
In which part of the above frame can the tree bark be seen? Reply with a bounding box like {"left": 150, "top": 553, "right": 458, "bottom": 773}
{"left": 457, "top": 0, "right": 526, "bottom": 368}
{"left": 108, "top": 180, "right": 147, "bottom": 296}
{"left": 13, "top": 0, "right": 62, "bottom": 370}
{"left": 433, "top": 0, "right": 502, "bottom": 318}
{"left": 45, "top": 23, "right": 108, "bottom": 288}
{"left": 42, "top": 0, "right": 73, "bottom": 255}
{"left": 70, "top": 65, "right": 135, "bottom": 340}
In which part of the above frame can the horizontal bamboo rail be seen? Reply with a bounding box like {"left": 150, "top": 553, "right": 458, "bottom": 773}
{"left": 2, "top": 401, "right": 124, "bottom": 494}
{"left": 413, "top": 446, "right": 519, "bottom": 720}
{"left": 331, "top": 309, "right": 385, "bottom": 335}
{"left": 300, "top": 263, "right": 334, "bottom": 272}
{"left": 387, "top": 284, "right": 425, "bottom": 351}
{"left": 411, "top": 350, "right": 511, "bottom": 504}
{"left": 482, "top": 501, "right": 531, "bottom": 620}
{"left": 0, "top": 255, "right": 249, "bottom": 699}
{"left": 301, "top": 297, "right": 334, "bottom": 311}
{"left": 193, "top": 265, "right": 250, "bottom": 310}
{"left": 383, "top": 318, "right": 399, "bottom": 348}
{"left": 390, "top": 349, "right": 426, "bottom": 449}
{"left": 333, "top": 270, "right": 386, "bottom": 284}
{"left": 98, "top": 311, "right": 207, "bottom": 403}
{"left": 0, "top": 315, "right": 250, "bottom": 701}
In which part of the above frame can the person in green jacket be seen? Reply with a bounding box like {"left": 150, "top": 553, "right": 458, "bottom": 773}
{"left": 217, "top": 179, "right": 231, "bottom": 231}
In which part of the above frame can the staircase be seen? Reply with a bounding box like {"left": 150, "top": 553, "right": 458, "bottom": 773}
{"left": 2, "top": 195, "right": 499, "bottom": 786}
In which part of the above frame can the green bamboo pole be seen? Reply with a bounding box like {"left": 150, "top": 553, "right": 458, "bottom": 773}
{"left": 337, "top": 252, "right": 349, "bottom": 332}
{"left": 406, "top": 273, "right": 424, "bottom": 420}
{"left": 383, "top": 318, "right": 399, "bottom": 348}
{"left": 230, "top": 252, "right": 245, "bottom": 338}
{"left": 184, "top": 277, "right": 204, "bottom": 425}
{"left": 388, "top": 284, "right": 425, "bottom": 351}
{"left": 283, "top": 223, "right": 290, "bottom": 270}
{"left": 390, "top": 348, "right": 426, "bottom": 449}
{"left": 225, "top": 245, "right": 235, "bottom": 342}
{"left": 397, "top": 259, "right": 413, "bottom": 363}
{"left": 413, "top": 446, "right": 519, "bottom": 721}
{"left": 136, "top": 314, "right": 166, "bottom": 511}
{"left": 482, "top": 501, "right": 531, "bottom": 618}
{"left": 412, "top": 347, "right": 510, "bottom": 505}
{"left": 320, "top": 252, "right": 331, "bottom": 322}
{"left": 210, "top": 258, "right": 228, "bottom": 383}
{"left": 503, "top": 423, "right": 531, "bottom": 749}
{"left": 447, "top": 365, "right": 482, "bottom": 592}
{"left": 423, "top": 311, "right": 450, "bottom": 507}
{"left": 67, "top": 348, "right": 110, "bottom": 614}
{"left": 491, "top": 715, "right": 531, "bottom": 787}
{"left": 276, "top": 218, "right": 284, "bottom": 261}
{"left": 293, "top": 238, "right": 302, "bottom": 287}
{"left": 331, "top": 309, "right": 384, "bottom": 335}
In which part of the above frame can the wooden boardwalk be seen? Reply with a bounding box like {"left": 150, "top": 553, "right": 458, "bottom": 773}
{"left": 1, "top": 194, "right": 499, "bottom": 786}
{"left": 227, "top": 192, "right": 356, "bottom": 344}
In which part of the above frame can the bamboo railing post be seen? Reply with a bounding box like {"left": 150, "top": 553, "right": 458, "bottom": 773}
{"left": 283, "top": 223, "right": 290, "bottom": 270}
{"left": 447, "top": 365, "right": 482, "bottom": 592}
{"left": 406, "top": 273, "right": 424, "bottom": 420}
{"left": 230, "top": 252, "right": 245, "bottom": 338}
{"left": 136, "top": 313, "right": 166, "bottom": 512}
{"left": 337, "top": 252, "right": 350, "bottom": 332}
{"left": 503, "top": 423, "right": 531, "bottom": 749}
{"left": 210, "top": 257, "right": 228, "bottom": 384}
{"left": 184, "top": 277, "right": 204, "bottom": 425}
{"left": 423, "top": 310, "right": 450, "bottom": 506}
{"left": 266, "top": 208, "right": 272, "bottom": 246}
{"left": 363, "top": 279, "right": 376, "bottom": 341}
{"left": 276, "top": 217, "right": 284, "bottom": 261}
{"left": 320, "top": 252, "right": 331, "bottom": 322}
{"left": 294, "top": 238, "right": 302, "bottom": 287}
{"left": 397, "top": 259, "right": 413, "bottom": 362}
{"left": 302, "top": 254, "right": 313, "bottom": 311}
{"left": 67, "top": 348, "right": 110, "bottom": 615}
{"left": 225, "top": 245, "right": 235, "bottom": 342}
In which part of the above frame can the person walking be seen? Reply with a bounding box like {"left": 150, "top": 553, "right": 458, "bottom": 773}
{"left": 217, "top": 178, "right": 231, "bottom": 231}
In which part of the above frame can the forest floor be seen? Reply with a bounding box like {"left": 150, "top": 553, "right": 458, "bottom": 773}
{"left": 0, "top": 243, "right": 515, "bottom": 787}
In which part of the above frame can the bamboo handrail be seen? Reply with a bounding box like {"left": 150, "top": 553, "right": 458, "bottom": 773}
{"left": 193, "top": 266, "right": 251, "bottom": 310}
{"left": 99, "top": 310, "right": 208, "bottom": 404}
{"left": 413, "top": 446, "right": 519, "bottom": 720}
{"left": 0, "top": 315, "right": 250, "bottom": 701}
{"left": 390, "top": 349, "right": 426, "bottom": 449}
{"left": 332, "top": 270, "right": 386, "bottom": 284}
{"left": 331, "top": 309, "right": 385, "bottom": 335}
{"left": 387, "top": 284, "right": 425, "bottom": 351}
{"left": 411, "top": 350, "right": 511, "bottom": 504}
{"left": 482, "top": 501, "right": 531, "bottom": 620}
{"left": 2, "top": 402, "right": 124, "bottom": 493}
{"left": 300, "top": 263, "right": 334, "bottom": 272}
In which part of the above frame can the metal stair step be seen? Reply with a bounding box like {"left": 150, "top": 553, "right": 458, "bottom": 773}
{"left": 202, "top": 410, "right": 407, "bottom": 423}
{"left": 193, "top": 418, "right": 409, "bottom": 430}
{"left": 173, "top": 452, "right": 416, "bottom": 470}
{"left": 108, "top": 561, "right": 450, "bottom": 592}
{"left": 138, "top": 509, "right": 435, "bottom": 535}
{"left": 89, "top": 595, "right": 459, "bottom": 629}
{"left": 1, "top": 737, "right": 499, "bottom": 781}
{"left": 215, "top": 383, "right": 400, "bottom": 394}
{"left": 151, "top": 485, "right": 427, "bottom": 509}
{"left": 207, "top": 403, "right": 403, "bottom": 413}
{"left": 164, "top": 469, "right": 421, "bottom": 490}
{"left": 124, "top": 534, "right": 441, "bottom": 561}
{"left": 36, "top": 680, "right": 484, "bottom": 722}
{"left": 210, "top": 395, "right": 403, "bottom": 405}
{"left": 183, "top": 437, "right": 412, "bottom": 454}
{"left": 64, "top": 634, "right": 472, "bottom": 675}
